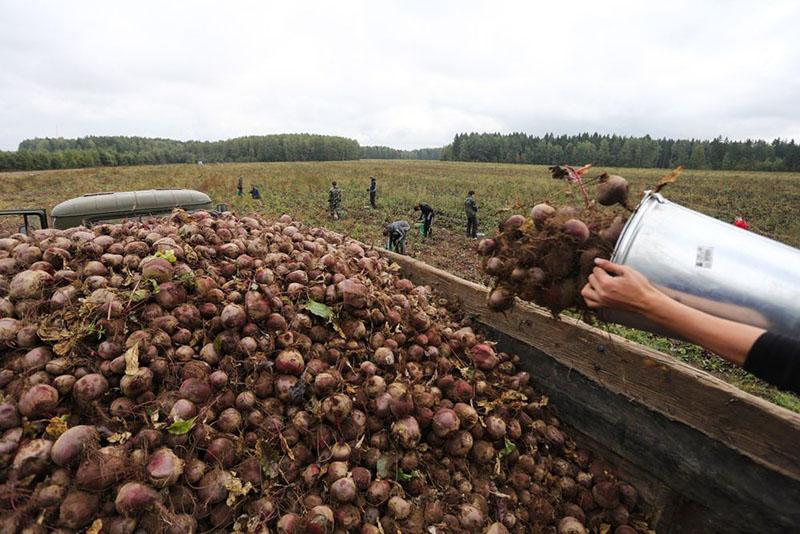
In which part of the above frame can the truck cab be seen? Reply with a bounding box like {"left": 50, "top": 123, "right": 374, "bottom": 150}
{"left": 50, "top": 189, "right": 213, "bottom": 229}
{"left": 0, "top": 189, "right": 214, "bottom": 233}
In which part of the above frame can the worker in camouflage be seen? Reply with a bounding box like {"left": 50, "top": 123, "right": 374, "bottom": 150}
{"left": 236, "top": 176, "right": 244, "bottom": 197}
{"left": 465, "top": 190, "right": 478, "bottom": 238}
{"left": 383, "top": 220, "right": 411, "bottom": 255}
{"left": 368, "top": 177, "right": 377, "bottom": 209}
{"left": 329, "top": 181, "right": 342, "bottom": 219}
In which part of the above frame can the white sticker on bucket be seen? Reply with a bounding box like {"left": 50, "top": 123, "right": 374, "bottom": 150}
{"left": 695, "top": 246, "right": 714, "bottom": 268}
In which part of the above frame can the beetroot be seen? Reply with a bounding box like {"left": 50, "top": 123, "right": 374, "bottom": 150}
{"left": 275, "top": 350, "right": 305, "bottom": 375}
{"left": 471, "top": 343, "right": 498, "bottom": 371}
{"left": 502, "top": 214, "right": 526, "bottom": 232}
{"left": 330, "top": 477, "right": 357, "bottom": 502}
{"left": 9, "top": 270, "right": 52, "bottom": 300}
{"left": 12, "top": 438, "right": 53, "bottom": 477}
{"left": 76, "top": 446, "right": 127, "bottom": 490}
{"left": 477, "top": 238, "right": 497, "bottom": 256}
{"left": 155, "top": 282, "right": 187, "bottom": 309}
{"left": 563, "top": 219, "right": 590, "bottom": 242}
{"left": 488, "top": 286, "right": 514, "bottom": 311}
{"left": 388, "top": 496, "right": 412, "bottom": 520}
{"left": 277, "top": 513, "right": 303, "bottom": 534}
{"left": 147, "top": 447, "right": 185, "bottom": 487}
{"left": 0, "top": 402, "right": 19, "bottom": 430}
{"left": 115, "top": 482, "right": 162, "bottom": 516}
{"left": 59, "top": 489, "right": 100, "bottom": 529}
{"left": 51, "top": 425, "right": 98, "bottom": 466}
{"left": 338, "top": 278, "right": 368, "bottom": 308}
{"left": 73, "top": 373, "right": 109, "bottom": 402}
{"left": 596, "top": 174, "right": 629, "bottom": 207}
{"left": 432, "top": 408, "right": 460, "bottom": 438}
{"left": 486, "top": 523, "right": 510, "bottom": 534}
{"left": 391, "top": 416, "right": 421, "bottom": 448}
{"left": 592, "top": 480, "right": 620, "bottom": 509}
{"left": 18, "top": 383, "right": 59, "bottom": 417}
{"left": 221, "top": 303, "right": 246, "bottom": 329}
{"left": 557, "top": 516, "right": 587, "bottom": 534}
{"left": 140, "top": 256, "right": 173, "bottom": 282}
{"left": 322, "top": 394, "right": 353, "bottom": 423}
{"left": 459, "top": 504, "right": 484, "bottom": 529}
{"left": 367, "top": 480, "right": 390, "bottom": 505}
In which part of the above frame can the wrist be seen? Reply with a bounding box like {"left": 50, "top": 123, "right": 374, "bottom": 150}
{"left": 635, "top": 287, "right": 671, "bottom": 320}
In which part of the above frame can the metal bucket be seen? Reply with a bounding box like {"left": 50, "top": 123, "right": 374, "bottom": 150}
{"left": 600, "top": 191, "right": 800, "bottom": 339}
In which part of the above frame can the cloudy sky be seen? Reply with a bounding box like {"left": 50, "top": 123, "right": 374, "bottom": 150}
{"left": 1, "top": 0, "right": 798, "bottom": 151}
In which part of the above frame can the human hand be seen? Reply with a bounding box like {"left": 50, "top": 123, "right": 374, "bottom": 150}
{"left": 581, "top": 259, "right": 665, "bottom": 315}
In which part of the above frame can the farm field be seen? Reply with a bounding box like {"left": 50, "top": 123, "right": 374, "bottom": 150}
{"left": 2, "top": 159, "right": 799, "bottom": 410}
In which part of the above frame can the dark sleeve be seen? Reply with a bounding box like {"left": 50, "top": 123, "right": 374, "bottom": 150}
{"left": 743, "top": 331, "right": 800, "bottom": 393}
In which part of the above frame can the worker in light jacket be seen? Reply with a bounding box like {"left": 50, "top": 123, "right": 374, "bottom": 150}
{"left": 384, "top": 220, "right": 411, "bottom": 254}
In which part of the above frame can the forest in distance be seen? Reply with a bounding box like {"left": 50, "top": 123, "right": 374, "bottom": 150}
{"left": 1, "top": 131, "right": 799, "bottom": 173}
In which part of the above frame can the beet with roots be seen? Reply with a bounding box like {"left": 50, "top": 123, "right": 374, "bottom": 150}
{"left": 596, "top": 173, "right": 629, "bottom": 207}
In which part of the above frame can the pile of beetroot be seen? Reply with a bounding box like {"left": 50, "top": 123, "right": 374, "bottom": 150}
{"left": 480, "top": 168, "right": 631, "bottom": 315}
{"left": 0, "top": 209, "right": 649, "bottom": 533}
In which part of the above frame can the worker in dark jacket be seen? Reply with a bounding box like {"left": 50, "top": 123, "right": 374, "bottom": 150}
{"left": 383, "top": 220, "right": 411, "bottom": 254}
{"left": 368, "top": 177, "right": 377, "bottom": 209}
{"left": 250, "top": 185, "right": 261, "bottom": 199}
{"left": 414, "top": 203, "right": 434, "bottom": 237}
{"left": 328, "top": 182, "right": 342, "bottom": 219}
{"left": 583, "top": 258, "right": 799, "bottom": 393}
{"left": 464, "top": 191, "right": 478, "bottom": 238}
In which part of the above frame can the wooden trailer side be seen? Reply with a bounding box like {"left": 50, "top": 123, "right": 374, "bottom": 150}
{"left": 382, "top": 250, "right": 800, "bottom": 533}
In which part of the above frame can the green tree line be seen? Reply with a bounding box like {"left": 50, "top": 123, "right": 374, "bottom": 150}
{"left": 0, "top": 134, "right": 361, "bottom": 171}
{"left": 441, "top": 132, "right": 800, "bottom": 171}
{"left": 361, "top": 145, "right": 442, "bottom": 160}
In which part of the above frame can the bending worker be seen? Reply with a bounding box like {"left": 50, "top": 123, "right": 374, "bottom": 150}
{"left": 414, "top": 203, "right": 435, "bottom": 237}
{"left": 583, "top": 258, "right": 799, "bottom": 393}
{"left": 384, "top": 220, "right": 411, "bottom": 255}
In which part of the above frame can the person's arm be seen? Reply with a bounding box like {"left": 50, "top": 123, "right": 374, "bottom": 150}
{"left": 583, "top": 259, "right": 800, "bottom": 393}
{"left": 582, "top": 259, "right": 764, "bottom": 366}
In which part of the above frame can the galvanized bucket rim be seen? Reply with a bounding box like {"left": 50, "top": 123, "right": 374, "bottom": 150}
{"left": 611, "top": 190, "right": 665, "bottom": 264}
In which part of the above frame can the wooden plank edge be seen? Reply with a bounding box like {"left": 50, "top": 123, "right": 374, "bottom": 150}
{"left": 379, "top": 249, "right": 800, "bottom": 480}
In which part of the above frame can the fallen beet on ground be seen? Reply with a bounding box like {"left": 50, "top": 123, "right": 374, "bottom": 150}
{"left": 0, "top": 209, "right": 649, "bottom": 533}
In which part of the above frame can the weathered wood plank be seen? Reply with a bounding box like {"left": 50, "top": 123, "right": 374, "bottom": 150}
{"left": 380, "top": 250, "right": 800, "bottom": 481}
{"left": 492, "top": 329, "right": 800, "bottom": 533}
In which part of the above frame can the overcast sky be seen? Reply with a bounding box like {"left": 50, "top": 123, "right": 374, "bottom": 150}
{"left": 1, "top": 0, "right": 798, "bottom": 151}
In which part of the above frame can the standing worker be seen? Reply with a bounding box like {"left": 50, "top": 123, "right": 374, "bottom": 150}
{"left": 368, "top": 177, "right": 377, "bottom": 209}
{"left": 236, "top": 176, "right": 244, "bottom": 197}
{"left": 329, "top": 181, "right": 342, "bottom": 219}
{"left": 465, "top": 190, "right": 479, "bottom": 238}
{"left": 383, "top": 220, "right": 411, "bottom": 255}
{"left": 414, "top": 203, "right": 435, "bottom": 237}
{"left": 250, "top": 185, "right": 261, "bottom": 199}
